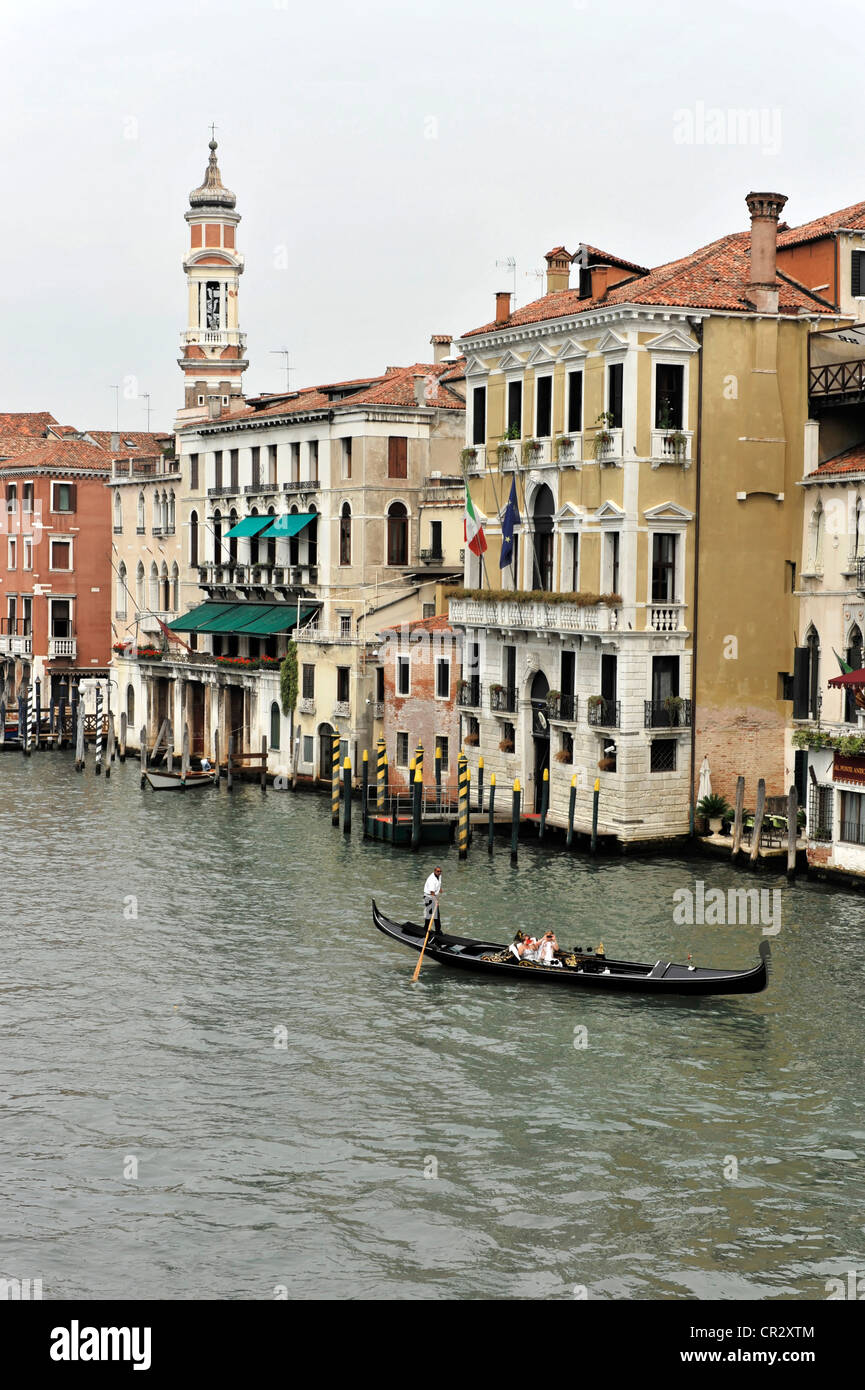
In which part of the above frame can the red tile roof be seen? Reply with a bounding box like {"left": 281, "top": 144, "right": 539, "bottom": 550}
{"left": 0, "top": 439, "right": 112, "bottom": 472}
{"left": 778, "top": 200, "right": 865, "bottom": 249}
{"left": 811, "top": 443, "right": 865, "bottom": 476}
{"left": 379, "top": 613, "right": 452, "bottom": 635}
{"left": 200, "top": 361, "right": 466, "bottom": 425}
{"left": 462, "top": 229, "right": 836, "bottom": 337}
{"left": 0, "top": 411, "right": 59, "bottom": 436}
{"left": 85, "top": 429, "right": 172, "bottom": 457}
{"left": 0, "top": 434, "right": 54, "bottom": 458}
{"left": 579, "top": 244, "right": 649, "bottom": 274}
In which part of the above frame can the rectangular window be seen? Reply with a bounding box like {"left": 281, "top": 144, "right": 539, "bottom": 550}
{"left": 190, "top": 453, "right": 199, "bottom": 490}
{"left": 397, "top": 656, "right": 410, "bottom": 696}
{"left": 535, "top": 375, "right": 552, "bottom": 438}
{"left": 22, "top": 483, "right": 33, "bottom": 514}
{"left": 214, "top": 451, "right": 223, "bottom": 490}
{"left": 50, "top": 599, "right": 71, "bottom": 638}
{"left": 376, "top": 666, "right": 385, "bottom": 701}
{"left": 301, "top": 664, "right": 315, "bottom": 699}
{"left": 651, "top": 533, "right": 677, "bottom": 603}
{"left": 437, "top": 736, "right": 449, "bottom": 771}
{"left": 251, "top": 446, "right": 260, "bottom": 490}
{"left": 290, "top": 442, "right": 300, "bottom": 483}
{"left": 337, "top": 666, "right": 350, "bottom": 702}
{"left": 840, "top": 789, "right": 865, "bottom": 844}
{"left": 568, "top": 533, "right": 579, "bottom": 590}
{"left": 396, "top": 731, "right": 410, "bottom": 767}
{"left": 853, "top": 250, "right": 865, "bottom": 298}
{"left": 308, "top": 441, "right": 319, "bottom": 482}
{"left": 435, "top": 658, "right": 450, "bottom": 698}
{"left": 507, "top": 380, "right": 522, "bottom": 436}
{"left": 7, "top": 538, "right": 16, "bottom": 569}
{"left": 422, "top": 602, "right": 435, "bottom": 619}
{"left": 567, "top": 371, "right": 583, "bottom": 433}
{"left": 230, "top": 449, "right": 239, "bottom": 491}
{"left": 388, "top": 436, "right": 408, "bottom": 478}
{"left": 607, "top": 362, "right": 623, "bottom": 428}
{"left": 809, "top": 783, "right": 833, "bottom": 841}
{"left": 430, "top": 520, "right": 442, "bottom": 558}
{"left": 339, "top": 614, "right": 351, "bottom": 638}
{"left": 651, "top": 740, "right": 677, "bottom": 772}
{"left": 655, "top": 363, "right": 684, "bottom": 430}
{"left": 342, "top": 438, "right": 352, "bottom": 479}
{"left": 303, "top": 735, "right": 314, "bottom": 764}
{"left": 23, "top": 537, "right": 32, "bottom": 570}
{"left": 50, "top": 481, "right": 76, "bottom": 513}
{"left": 472, "top": 387, "right": 486, "bottom": 446}
{"left": 606, "top": 531, "right": 620, "bottom": 593}
{"left": 5, "top": 483, "right": 17, "bottom": 515}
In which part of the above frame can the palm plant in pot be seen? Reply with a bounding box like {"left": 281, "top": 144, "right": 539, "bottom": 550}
{"left": 696, "top": 793, "right": 733, "bottom": 834}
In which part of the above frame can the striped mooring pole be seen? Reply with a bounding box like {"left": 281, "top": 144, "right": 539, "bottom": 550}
{"left": 414, "top": 740, "right": 424, "bottom": 780}
{"left": 94, "top": 685, "right": 103, "bottom": 774}
{"left": 538, "top": 766, "right": 549, "bottom": 839}
{"left": 487, "top": 772, "right": 496, "bottom": 855}
{"left": 411, "top": 762, "right": 422, "bottom": 850}
{"left": 331, "top": 730, "right": 341, "bottom": 825}
{"left": 457, "top": 750, "right": 469, "bottom": 860}
{"left": 591, "top": 776, "right": 600, "bottom": 854}
{"left": 361, "top": 749, "right": 369, "bottom": 836}
{"left": 466, "top": 765, "right": 472, "bottom": 843}
{"left": 434, "top": 744, "right": 442, "bottom": 807}
{"left": 34, "top": 678, "right": 41, "bottom": 750}
{"left": 477, "top": 755, "right": 484, "bottom": 813}
{"left": 566, "top": 774, "right": 577, "bottom": 847}
{"left": 342, "top": 756, "right": 352, "bottom": 835}
{"left": 376, "top": 736, "right": 386, "bottom": 810}
{"left": 24, "top": 682, "right": 34, "bottom": 756}
{"left": 510, "top": 777, "right": 521, "bottom": 863}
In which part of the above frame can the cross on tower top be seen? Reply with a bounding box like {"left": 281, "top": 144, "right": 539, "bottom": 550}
{"left": 209, "top": 122, "right": 218, "bottom": 143}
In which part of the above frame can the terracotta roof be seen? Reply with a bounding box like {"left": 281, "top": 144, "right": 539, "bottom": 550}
{"left": 197, "top": 361, "right": 466, "bottom": 426}
{"left": 334, "top": 362, "right": 466, "bottom": 409}
{"left": 379, "top": 613, "right": 452, "bottom": 635}
{"left": 85, "top": 430, "right": 172, "bottom": 456}
{"left": 0, "top": 439, "right": 112, "bottom": 472}
{"left": 810, "top": 443, "right": 865, "bottom": 476}
{"left": 430, "top": 334, "right": 452, "bottom": 344}
{"left": 0, "top": 434, "right": 55, "bottom": 458}
{"left": 462, "top": 229, "right": 836, "bottom": 337}
{"left": 0, "top": 412, "right": 59, "bottom": 436}
{"left": 778, "top": 200, "right": 865, "bottom": 249}
{"left": 579, "top": 244, "right": 649, "bottom": 274}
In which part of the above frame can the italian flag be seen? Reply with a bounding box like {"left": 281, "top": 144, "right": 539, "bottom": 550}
{"left": 464, "top": 480, "right": 487, "bottom": 556}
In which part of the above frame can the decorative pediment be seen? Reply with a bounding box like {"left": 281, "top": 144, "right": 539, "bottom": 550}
{"left": 645, "top": 328, "right": 699, "bottom": 355}
{"left": 643, "top": 500, "right": 694, "bottom": 522}
{"left": 595, "top": 329, "right": 628, "bottom": 354}
{"left": 594, "top": 500, "right": 626, "bottom": 522}
{"left": 525, "top": 343, "right": 558, "bottom": 368}
{"left": 555, "top": 502, "right": 586, "bottom": 529}
{"left": 559, "top": 338, "right": 589, "bottom": 363}
{"left": 463, "top": 355, "right": 490, "bottom": 378}
{"left": 497, "top": 350, "right": 526, "bottom": 372}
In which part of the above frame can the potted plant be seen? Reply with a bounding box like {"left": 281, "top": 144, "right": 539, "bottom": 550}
{"left": 663, "top": 693, "right": 684, "bottom": 725}
{"left": 554, "top": 748, "right": 571, "bottom": 763}
{"left": 658, "top": 403, "right": 687, "bottom": 461}
{"left": 597, "top": 756, "right": 616, "bottom": 771}
{"left": 464, "top": 732, "right": 480, "bottom": 746}
{"left": 460, "top": 446, "right": 478, "bottom": 469}
{"left": 504, "top": 422, "right": 521, "bottom": 441}
{"left": 498, "top": 738, "right": 515, "bottom": 753}
{"left": 588, "top": 694, "right": 604, "bottom": 712}
{"left": 489, "top": 682, "right": 504, "bottom": 693}
{"left": 592, "top": 411, "right": 615, "bottom": 461}
{"left": 521, "top": 438, "right": 542, "bottom": 465}
{"left": 696, "top": 793, "right": 733, "bottom": 834}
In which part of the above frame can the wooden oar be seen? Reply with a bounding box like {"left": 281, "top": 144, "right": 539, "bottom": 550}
{"left": 412, "top": 905, "right": 440, "bottom": 982}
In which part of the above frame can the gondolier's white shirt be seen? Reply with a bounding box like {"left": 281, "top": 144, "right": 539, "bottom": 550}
{"left": 423, "top": 873, "right": 442, "bottom": 898}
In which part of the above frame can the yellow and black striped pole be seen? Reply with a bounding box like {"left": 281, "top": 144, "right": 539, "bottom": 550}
{"left": 538, "top": 765, "right": 549, "bottom": 839}
{"left": 414, "top": 740, "right": 424, "bottom": 780}
{"left": 591, "top": 776, "right": 600, "bottom": 854}
{"left": 434, "top": 743, "right": 442, "bottom": 806}
{"left": 466, "top": 764, "right": 472, "bottom": 843}
{"left": 411, "top": 761, "right": 423, "bottom": 850}
{"left": 458, "top": 750, "right": 469, "bottom": 859}
{"left": 376, "top": 736, "right": 386, "bottom": 810}
{"left": 487, "top": 772, "right": 496, "bottom": 854}
{"left": 477, "top": 755, "right": 484, "bottom": 812}
{"left": 331, "top": 730, "right": 341, "bottom": 825}
{"left": 361, "top": 749, "right": 369, "bottom": 835}
{"left": 510, "top": 777, "right": 521, "bottom": 863}
{"left": 343, "top": 755, "right": 352, "bottom": 834}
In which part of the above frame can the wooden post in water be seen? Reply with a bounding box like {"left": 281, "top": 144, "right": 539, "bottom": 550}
{"left": 361, "top": 749, "right": 369, "bottom": 836}
{"left": 749, "top": 778, "right": 766, "bottom": 865}
{"left": 487, "top": 772, "right": 496, "bottom": 855}
{"left": 260, "top": 734, "right": 267, "bottom": 792}
{"left": 23, "top": 682, "right": 33, "bottom": 757}
{"left": 414, "top": 740, "right": 424, "bottom": 781}
{"left": 590, "top": 777, "right": 600, "bottom": 854}
{"left": 466, "top": 765, "right": 472, "bottom": 843}
{"left": 166, "top": 720, "right": 173, "bottom": 775}
{"left": 331, "top": 730, "right": 340, "bottom": 825}
{"left": 566, "top": 773, "right": 577, "bottom": 847}
{"left": 731, "top": 775, "right": 745, "bottom": 860}
{"left": 434, "top": 743, "right": 442, "bottom": 808}
{"left": 343, "top": 756, "right": 352, "bottom": 835}
{"left": 106, "top": 712, "right": 115, "bottom": 777}
{"left": 787, "top": 783, "right": 798, "bottom": 878}
{"left": 457, "top": 751, "right": 469, "bottom": 860}
{"left": 477, "top": 755, "right": 484, "bottom": 813}
{"left": 181, "top": 722, "right": 190, "bottom": 789}
{"left": 376, "top": 736, "right": 386, "bottom": 810}
{"left": 213, "top": 728, "right": 221, "bottom": 787}
{"left": 58, "top": 696, "right": 67, "bottom": 750}
{"left": 75, "top": 706, "right": 86, "bottom": 772}
{"left": 94, "top": 686, "right": 103, "bottom": 774}
{"left": 0, "top": 699, "right": 5, "bottom": 747}
{"left": 227, "top": 734, "right": 234, "bottom": 791}
{"left": 510, "top": 777, "right": 521, "bottom": 863}
{"left": 411, "top": 762, "right": 422, "bottom": 849}
{"left": 539, "top": 766, "right": 549, "bottom": 839}
{"left": 34, "top": 678, "right": 41, "bottom": 750}
{"left": 119, "top": 711, "right": 127, "bottom": 762}
{"left": 291, "top": 727, "right": 300, "bottom": 791}
{"left": 139, "top": 725, "right": 147, "bottom": 785}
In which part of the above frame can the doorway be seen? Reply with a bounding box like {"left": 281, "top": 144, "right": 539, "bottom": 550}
{"left": 530, "top": 670, "right": 550, "bottom": 811}
{"left": 319, "top": 723, "right": 334, "bottom": 781}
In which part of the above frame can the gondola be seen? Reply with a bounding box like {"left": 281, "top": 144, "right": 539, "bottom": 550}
{"left": 144, "top": 768, "right": 215, "bottom": 791}
{"left": 372, "top": 901, "right": 769, "bottom": 996}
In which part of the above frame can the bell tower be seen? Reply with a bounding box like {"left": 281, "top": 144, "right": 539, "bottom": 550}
{"left": 176, "top": 136, "right": 248, "bottom": 427}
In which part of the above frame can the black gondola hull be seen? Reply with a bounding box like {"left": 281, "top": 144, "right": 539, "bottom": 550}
{"left": 372, "top": 901, "right": 769, "bottom": 996}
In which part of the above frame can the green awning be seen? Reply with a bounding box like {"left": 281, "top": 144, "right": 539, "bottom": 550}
{"left": 224, "top": 516, "right": 274, "bottom": 539}
{"left": 202, "top": 603, "right": 278, "bottom": 633}
{"left": 166, "top": 602, "right": 233, "bottom": 633}
{"left": 260, "top": 512, "right": 316, "bottom": 539}
{"left": 240, "top": 604, "right": 317, "bottom": 634}
{"left": 166, "top": 601, "right": 319, "bottom": 636}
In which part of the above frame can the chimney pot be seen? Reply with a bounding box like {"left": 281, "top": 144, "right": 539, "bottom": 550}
{"left": 544, "top": 246, "right": 572, "bottom": 294}
{"left": 495, "top": 290, "right": 511, "bottom": 325}
{"left": 430, "top": 334, "right": 451, "bottom": 364}
{"left": 746, "top": 190, "right": 787, "bottom": 313}
{"left": 207, "top": 394, "right": 221, "bottom": 420}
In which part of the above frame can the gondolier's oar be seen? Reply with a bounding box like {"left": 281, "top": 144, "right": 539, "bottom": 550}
{"left": 412, "top": 907, "right": 439, "bottom": 982}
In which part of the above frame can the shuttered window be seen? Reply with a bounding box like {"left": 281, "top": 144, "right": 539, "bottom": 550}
{"left": 567, "top": 371, "right": 583, "bottom": 432}
{"left": 852, "top": 251, "right": 865, "bottom": 298}
{"left": 608, "top": 363, "right": 624, "bottom": 428}
{"left": 472, "top": 386, "right": 486, "bottom": 446}
{"left": 388, "top": 437, "right": 408, "bottom": 478}
{"left": 251, "top": 446, "right": 260, "bottom": 490}
{"left": 535, "top": 376, "right": 552, "bottom": 438}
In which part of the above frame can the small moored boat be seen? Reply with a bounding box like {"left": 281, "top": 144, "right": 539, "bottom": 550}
{"left": 372, "top": 901, "right": 769, "bottom": 996}
{"left": 145, "top": 768, "right": 215, "bottom": 791}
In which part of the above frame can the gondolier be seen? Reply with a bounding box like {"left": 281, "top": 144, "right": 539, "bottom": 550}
{"left": 423, "top": 866, "right": 443, "bottom": 936}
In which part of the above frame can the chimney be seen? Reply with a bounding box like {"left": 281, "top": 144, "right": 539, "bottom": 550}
{"left": 544, "top": 246, "right": 572, "bottom": 294}
{"left": 746, "top": 191, "right": 788, "bottom": 313}
{"left": 430, "top": 334, "right": 451, "bottom": 364}
{"left": 495, "top": 290, "right": 511, "bottom": 326}
{"left": 413, "top": 373, "right": 431, "bottom": 406}
{"left": 110, "top": 431, "right": 119, "bottom": 452}
{"left": 207, "top": 394, "right": 221, "bottom": 420}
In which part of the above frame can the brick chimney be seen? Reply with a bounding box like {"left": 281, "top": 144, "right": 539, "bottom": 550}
{"left": 495, "top": 290, "right": 511, "bottom": 326}
{"left": 746, "top": 191, "right": 788, "bottom": 313}
{"left": 430, "top": 334, "right": 451, "bottom": 363}
{"left": 207, "top": 394, "right": 222, "bottom": 420}
{"left": 544, "top": 246, "right": 571, "bottom": 294}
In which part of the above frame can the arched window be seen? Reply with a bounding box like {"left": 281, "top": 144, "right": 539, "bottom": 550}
{"left": 266, "top": 506, "right": 277, "bottom": 566}
{"left": 228, "top": 508, "right": 239, "bottom": 564}
{"left": 190, "top": 510, "right": 199, "bottom": 567}
{"left": 270, "top": 701, "right": 281, "bottom": 751}
{"left": 149, "top": 562, "right": 159, "bottom": 611}
{"left": 136, "top": 560, "right": 145, "bottom": 611}
{"left": 160, "top": 561, "right": 170, "bottom": 612}
{"left": 806, "top": 626, "right": 820, "bottom": 720}
{"left": 531, "top": 484, "right": 555, "bottom": 591}
{"left": 213, "top": 510, "right": 222, "bottom": 564}
{"left": 126, "top": 684, "right": 135, "bottom": 725}
{"left": 167, "top": 491, "right": 176, "bottom": 534}
{"left": 387, "top": 501, "right": 408, "bottom": 566}
{"left": 117, "top": 561, "right": 128, "bottom": 620}
{"left": 113, "top": 491, "right": 122, "bottom": 532}
{"left": 809, "top": 501, "right": 824, "bottom": 573}
{"left": 340, "top": 502, "right": 351, "bottom": 566}
{"left": 846, "top": 624, "right": 863, "bottom": 723}
{"left": 137, "top": 493, "right": 145, "bottom": 532}
{"left": 170, "top": 562, "right": 179, "bottom": 611}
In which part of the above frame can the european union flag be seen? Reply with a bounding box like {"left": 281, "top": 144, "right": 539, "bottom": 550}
{"left": 499, "top": 478, "right": 521, "bottom": 568}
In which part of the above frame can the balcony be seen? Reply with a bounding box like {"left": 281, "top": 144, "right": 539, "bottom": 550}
{"left": 462, "top": 446, "right": 486, "bottom": 474}
{"left": 548, "top": 692, "right": 577, "bottom": 721}
{"left": 419, "top": 548, "right": 444, "bottom": 564}
{"left": 10, "top": 635, "right": 33, "bottom": 657}
{"left": 244, "top": 482, "right": 278, "bottom": 496}
{"left": 644, "top": 698, "right": 692, "bottom": 728}
{"left": 591, "top": 428, "right": 623, "bottom": 465}
{"left": 181, "top": 329, "right": 246, "bottom": 350}
{"left": 809, "top": 358, "right": 865, "bottom": 406}
{"left": 449, "top": 596, "right": 619, "bottom": 634}
{"left": 282, "top": 480, "right": 318, "bottom": 496}
{"left": 207, "top": 485, "right": 239, "bottom": 499}
{"left": 489, "top": 685, "right": 517, "bottom": 713}
{"left": 555, "top": 435, "right": 582, "bottom": 466}
{"left": 457, "top": 678, "right": 482, "bottom": 709}
{"left": 857, "top": 558, "right": 865, "bottom": 593}
{"left": 371, "top": 700, "right": 384, "bottom": 718}
{"left": 587, "top": 697, "right": 620, "bottom": 728}
{"left": 333, "top": 700, "right": 351, "bottom": 721}
{"left": 650, "top": 429, "right": 692, "bottom": 466}
{"left": 647, "top": 604, "right": 686, "bottom": 632}
{"left": 49, "top": 637, "right": 77, "bottom": 660}
{"left": 297, "top": 697, "right": 316, "bottom": 715}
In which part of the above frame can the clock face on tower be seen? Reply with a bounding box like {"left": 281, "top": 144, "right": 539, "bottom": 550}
{"left": 205, "top": 281, "right": 220, "bottom": 330}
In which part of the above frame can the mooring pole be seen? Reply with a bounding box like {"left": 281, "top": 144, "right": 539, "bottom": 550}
{"left": 458, "top": 751, "right": 469, "bottom": 860}
{"left": 566, "top": 773, "right": 577, "bottom": 847}
{"left": 106, "top": 712, "right": 115, "bottom": 777}
{"left": 0, "top": 699, "right": 5, "bottom": 748}
{"left": 477, "top": 755, "right": 484, "bottom": 813}
{"left": 466, "top": 765, "right": 472, "bottom": 843}
{"left": 181, "top": 722, "right": 190, "bottom": 789}
{"left": 434, "top": 743, "right": 442, "bottom": 808}
{"left": 376, "top": 736, "right": 386, "bottom": 810}
{"left": 94, "top": 685, "right": 103, "bottom": 774}
{"left": 331, "top": 730, "right": 340, "bottom": 825}
{"left": 786, "top": 783, "right": 798, "bottom": 879}
{"left": 488, "top": 772, "right": 496, "bottom": 855}
{"left": 749, "top": 777, "right": 766, "bottom": 865}
{"left": 731, "top": 774, "right": 745, "bottom": 860}
{"left": 591, "top": 776, "right": 600, "bottom": 854}
{"left": 414, "top": 740, "right": 424, "bottom": 781}
{"left": 411, "top": 762, "right": 422, "bottom": 849}
{"left": 214, "top": 728, "right": 221, "bottom": 788}
{"left": 510, "top": 777, "right": 521, "bottom": 864}
{"left": 58, "top": 696, "right": 67, "bottom": 748}
{"left": 343, "top": 756, "right": 352, "bottom": 835}
{"left": 261, "top": 734, "right": 267, "bottom": 792}
{"left": 76, "top": 706, "right": 85, "bottom": 772}
{"left": 119, "top": 711, "right": 127, "bottom": 762}
{"left": 166, "top": 720, "right": 174, "bottom": 775}
{"left": 539, "top": 766, "right": 549, "bottom": 839}
{"left": 361, "top": 749, "right": 369, "bottom": 836}
{"left": 139, "top": 725, "right": 147, "bottom": 785}
{"left": 34, "top": 678, "right": 41, "bottom": 750}
{"left": 227, "top": 734, "right": 234, "bottom": 791}
{"left": 23, "top": 683, "right": 32, "bottom": 756}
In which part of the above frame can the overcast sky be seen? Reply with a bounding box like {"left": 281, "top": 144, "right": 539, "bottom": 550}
{"left": 1, "top": 0, "right": 861, "bottom": 432}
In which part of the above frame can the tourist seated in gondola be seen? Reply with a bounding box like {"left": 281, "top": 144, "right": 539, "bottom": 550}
{"left": 508, "top": 931, "right": 540, "bottom": 963}
{"left": 537, "top": 930, "right": 560, "bottom": 965}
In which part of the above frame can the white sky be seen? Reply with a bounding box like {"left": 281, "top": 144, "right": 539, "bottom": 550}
{"left": 1, "top": 0, "right": 861, "bottom": 431}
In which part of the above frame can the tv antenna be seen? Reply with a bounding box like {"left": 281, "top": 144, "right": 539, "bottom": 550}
{"left": 142, "top": 392, "right": 152, "bottom": 432}
{"left": 269, "top": 349, "right": 293, "bottom": 393}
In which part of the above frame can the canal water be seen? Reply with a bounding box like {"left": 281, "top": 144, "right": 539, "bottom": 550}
{"left": 1, "top": 752, "right": 863, "bottom": 1301}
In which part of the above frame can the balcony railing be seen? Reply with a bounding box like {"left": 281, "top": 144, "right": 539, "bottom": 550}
{"left": 333, "top": 700, "right": 351, "bottom": 720}
{"left": 457, "top": 678, "right": 482, "bottom": 708}
{"left": 591, "top": 428, "right": 623, "bottom": 464}
{"left": 587, "top": 697, "right": 620, "bottom": 728}
{"left": 207, "top": 486, "right": 238, "bottom": 498}
{"left": 244, "top": 482, "right": 278, "bottom": 495}
{"left": 809, "top": 359, "right": 865, "bottom": 401}
{"left": 49, "top": 637, "right": 77, "bottom": 659}
{"left": 650, "top": 429, "right": 693, "bottom": 465}
{"left": 489, "top": 685, "right": 517, "bottom": 713}
{"left": 450, "top": 596, "right": 619, "bottom": 634}
{"left": 10, "top": 635, "right": 33, "bottom": 656}
{"left": 297, "top": 697, "right": 316, "bottom": 714}
{"left": 371, "top": 700, "right": 384, "bottom": 718}
{"left": 857, "top": 557, "right": 865, "bottom": 593}
{"left": 182, "top": 329, "right": 246, "bottom": 350}
{"left": 648, "top": 604, "right": 685, "bottom": 632}
{"left": 419, "top": 548, "right": 444, "bottom": 563}
{"left": 644, "top": 698, "right": 692, "bottom": 728}
{"left": 548, "top": 692, "right": 577, "bottom": 721}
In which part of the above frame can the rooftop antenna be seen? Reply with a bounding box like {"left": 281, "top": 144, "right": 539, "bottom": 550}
{"left": 269, "top": 349, "right": 293, "bottom": 393}
{"left": 142, "top": 392, "right": 152, "bottom": 432}
{"left": 525, "top": 268, "right": 545, "bottom": 287}
{"left": 496, "top": 257, "right": 517, "bottom": 306}
{"left": 109, "top": 384, "right": 120, "bottom": 434}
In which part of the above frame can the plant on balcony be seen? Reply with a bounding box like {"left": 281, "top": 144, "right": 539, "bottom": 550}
{"left": 792, "top": 728, "right": 865, "bottom": 754}
{"left": 446, "top": 586, "right": 622, "bottom": 607}
{"left": 587, "top": 694, "right": 605, "bottom": 711}
{"left": 135, "top": 647, "right": 163, "bottom": 661}
{"left": 498, "top": 738, "right": 515, "bottom": 753}
{"left": 460, "top": 446, "right": 478, "bottom": 469}
{"left": 489, "top": 683, "right": 504, "bottom": 694}
{"left": 554, "top": 748, "right": 571, "bottom": 763}
{"left": 280, "top": 641, "right": 298, "bottom": 715}
{"left": 463, "top": 732, "right": 480, "bottom": 746}
{"left": 547, "top": 688, "right": 562, "bottom": 701}
{"left": 591, "top": 411, "right": 615, "bottom": 461}
{"left": 552, "top": 435, "right": 572, "bottom": 462}
{"left": 664, "top": 430, "right": 687, "bottom": 461}
{"left": 495, "top": 441, "right": 515, "bottom": 467}
{"left": 259, "top": 655, "right": 281, "bottom": 670}
{"left": 521, "top": 438, "right": 542, "bottom": 465}
{"left": 215, "top": 655, "right": 259, "bottom": 669}
{"left": 503, "top": 422, "right": 521, "bottom": 441}
{"left": 664, "top": 694, "right": 684, "bottom": 723}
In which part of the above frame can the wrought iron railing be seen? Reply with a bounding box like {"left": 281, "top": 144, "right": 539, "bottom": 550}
{"left": 587, "top": 697, "right": 620, "bottom": 728}
{"left": 644, "top": 698, "right": 692, "bottom": 728}
{"left": 489, "top": 685, "right": 517, "bottom": 712}
{"left": 548, "top": 692, "right": 576, "bottom": 720}
{"left": 456, "top": 679, "right": 482, "bottom": 708}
